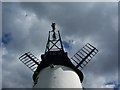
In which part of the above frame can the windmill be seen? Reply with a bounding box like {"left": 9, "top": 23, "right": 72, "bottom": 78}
{"left": 19, "top": 23, "right": 98, "bottom": 88}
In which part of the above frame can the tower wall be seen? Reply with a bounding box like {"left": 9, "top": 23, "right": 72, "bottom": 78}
{"left": 33, "top": 65, "right": 83, "bottom": 88}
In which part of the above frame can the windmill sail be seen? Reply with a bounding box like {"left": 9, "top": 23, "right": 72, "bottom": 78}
{"left": 71, "top": 43, "right": 98, "bottom": 70}
{"left": 19, "top": 52, "right": 40, "bottom": 72}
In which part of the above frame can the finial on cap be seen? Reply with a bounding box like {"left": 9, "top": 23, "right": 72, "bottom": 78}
{"left": 51, "top": 23, "right": 56, "bottom": 32}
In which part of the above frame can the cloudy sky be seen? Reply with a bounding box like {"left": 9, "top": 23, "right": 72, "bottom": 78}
{"left": 1, "top": 2, "right": 119, "bottom": 89}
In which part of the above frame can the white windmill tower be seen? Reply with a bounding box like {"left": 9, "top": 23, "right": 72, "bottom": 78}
{"left": 19, "top": 23, "right": 98, "bottom": 88}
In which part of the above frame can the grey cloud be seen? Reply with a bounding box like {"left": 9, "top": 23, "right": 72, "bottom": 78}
{"left": 21, "top": 3, "right": 117, "bottom": 37}
{"left": 2, "top": 2, "right": 118, "bottom": 88}
{"left": 0, "top": 20, "right": 1, "bottom": 90}
{"left": 2, "top": 54, "right": 33, "bottom": 88}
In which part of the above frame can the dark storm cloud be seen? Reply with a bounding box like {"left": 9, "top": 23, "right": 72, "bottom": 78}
{"left": 2, "top": 2, "right": 118, "bottom": 88}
